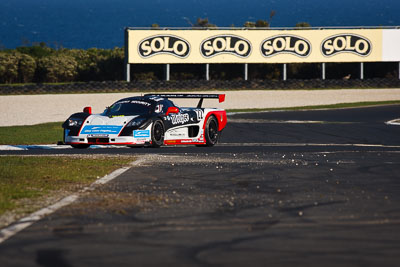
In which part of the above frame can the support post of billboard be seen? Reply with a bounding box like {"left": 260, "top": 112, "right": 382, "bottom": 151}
{"left": 125, "top": 63, "right": 131, "bottom": 82}
{"left": 165, "top": 64, "right": 170, "bottom": 81}
{"left": 283, "top": 64, "right": 287, "bottom": 81}
{"left": 124, "top": 28, "right": 130, "bottom": 82}
{"left": 206, "top": 64, "right": 210, "bottom": 81}
{"left": 244, "top": 64, "right": 248, "bottom": 81}
{"left": 360, "top": 63, "right": 364, "bottom": 80}
{"left": 322, "top": 63, "right": 326, "bottom": 80}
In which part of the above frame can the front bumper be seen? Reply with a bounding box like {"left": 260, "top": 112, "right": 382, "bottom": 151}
{"left": 64, "top": 128, "right": 152, "bottom": 146}
{"left": 65, "top": 136, "right": 147, "bottom": 145}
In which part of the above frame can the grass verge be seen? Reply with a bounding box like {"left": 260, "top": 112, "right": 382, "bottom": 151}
{"left": 0, "top": 122, "right": 63, "bottom": 145}
{"left": 0, "top": 156, "right": 135, "bottom": 218}
{"left": 227, "top": 100, "right": 400, "bottom": 113}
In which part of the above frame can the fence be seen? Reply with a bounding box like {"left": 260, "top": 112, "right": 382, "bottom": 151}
{"left": 1, "top": 78, "right": 400, "bottom": 95}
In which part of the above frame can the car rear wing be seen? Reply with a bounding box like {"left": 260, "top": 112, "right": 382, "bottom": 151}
{"left": 145, "top": 93, "right": 225, "bottom": 108}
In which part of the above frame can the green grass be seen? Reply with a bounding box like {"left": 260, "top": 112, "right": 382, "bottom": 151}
{"left": 0, "top": 156, "right": 134, "bottom": 216}
{"left": 227, "top": 100, "right": 400, "bottom": 113}
{"left": 0, "top": 122, "right": 63, "bottom": 145}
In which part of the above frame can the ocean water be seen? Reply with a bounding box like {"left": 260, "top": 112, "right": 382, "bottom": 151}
{"left": 0, "top": 0, "right": 399, "bottom": 49}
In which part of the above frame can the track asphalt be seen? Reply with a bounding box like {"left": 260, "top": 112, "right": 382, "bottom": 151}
{"left": 0, "top": 105, "right": 400, "bottom": 267}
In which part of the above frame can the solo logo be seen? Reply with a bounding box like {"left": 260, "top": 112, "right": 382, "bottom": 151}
{"left": 321, "top": 34, "right": 372, "bottom": 57}
{"left": 138, "top": 35, "right": 190, "bottom": 58}
{"left": 200, "top": 35, "right": 252, "bottom": 58}
{"left": 261, "top": 35, "right": 311, "bottom": 58}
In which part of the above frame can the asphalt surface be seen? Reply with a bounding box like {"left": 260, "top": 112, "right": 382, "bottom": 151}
{"left": 1, "top": 105, "right": 400, "bottom": 267}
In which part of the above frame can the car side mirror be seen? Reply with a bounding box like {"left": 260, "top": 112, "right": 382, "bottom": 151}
{"left": 83, "top": 106, "right": 92, "bottom": 114}
{"left": 166, "top": 107, "right": 179, "bottom": 116}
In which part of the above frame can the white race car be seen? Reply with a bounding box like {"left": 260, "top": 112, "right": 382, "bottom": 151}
{"left": 62, "top": 94, "right": 227, "bottom": 148}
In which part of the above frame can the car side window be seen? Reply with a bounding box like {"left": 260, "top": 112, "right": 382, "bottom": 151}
{"left": 162, "top": 100, "right": 175, "bottom": 113}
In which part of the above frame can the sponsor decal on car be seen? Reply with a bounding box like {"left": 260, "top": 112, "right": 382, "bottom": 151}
{"left": 321, "top": 34, "right": 372, "bottom": 57}
{"left": 168, "top": 113, "right": 190, "bottom": 125}
{"left": 88, "top": 134, "right": 109, "bottom": 138}
{"left": 155, "top": 104, "right": 163, "bottom": 113}
{"left": 169, "top": 130, "right": 186, "bottom": 137}
{"left": 115, "top": 100, "right": 151, "bottom": 106}
{"left": 138, "top": 35, "right": 191, "bottom": 58}
{"left": 194, "top": 109, "right": 204, "bottom": 120}
{"left": 148, "top": 97, "right": 164, "bottom": 102}
{"left": 81, "top": 125, "right": 123, "bottom": 134}
{"left": 130, "top": 100, "right": 151, "bottom": 106}
{"left": 64, "top": 129, "right": 70, "bottom": 139}
{"left": 261, "top": 35, "right": 311, "bottom": 58}
{"left": 133, "top": 130, "right": 150, "bottom": 138}
{"left": 200, "top": 35, "right": 252, "bottom": 58}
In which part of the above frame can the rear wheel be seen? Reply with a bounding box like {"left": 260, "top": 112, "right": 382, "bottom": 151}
{"left": 151, "top": 120, "right": 164, "bottom": 148}
{"left": 203, "top": 116, "right": 219, "bottom": 146}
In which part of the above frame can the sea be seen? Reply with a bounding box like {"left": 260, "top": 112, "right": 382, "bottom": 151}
{"left": 0, "top": 0, "right": 399, "bottom": 49}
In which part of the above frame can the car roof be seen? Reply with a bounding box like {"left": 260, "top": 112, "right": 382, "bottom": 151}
{"left": 114, "top": 95, "right": 169, "bottom": 105}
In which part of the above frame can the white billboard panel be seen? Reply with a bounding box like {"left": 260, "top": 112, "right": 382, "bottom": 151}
{"left": 382, "top": 29, "right": 400, "bottom": 61}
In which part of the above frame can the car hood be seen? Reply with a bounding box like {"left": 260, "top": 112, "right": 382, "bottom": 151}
{"left": 86, "top": 114, "right": 139, "bottom": 125}
{"left": 79, "top": 114, "right": 139, "bottom": 135}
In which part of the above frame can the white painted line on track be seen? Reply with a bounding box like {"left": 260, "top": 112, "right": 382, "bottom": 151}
{"left": 0, "top": 145, "right": 26, "bottom": 151}
{"left": 1, "top": 143, "right": 400, "bottom": 151}
{"left": 0, "top": 144, "right": 74, "bottom": 151}
{"left": 228, "top": 119, "right": 328, "bottom": 124}
{"left": 227, "top": 119, "right": 357, "bottom": 124}
{"left": 0, "top": 144, "right": 125, "bottom": 151}
{"left": 0, "top": 157, "right": 148, "bottom": 244}
{"left": 219, "top": 142, "right": 400, "bottom": 148}
{"left": 0, "top": 195, "right": 79, "bottom": 244}
{"left": 386, "top": 119, "right": 400, "bottom": 126}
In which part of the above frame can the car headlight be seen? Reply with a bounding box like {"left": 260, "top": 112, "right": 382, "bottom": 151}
{"left": 127, "top": 117, "right": 146, "bottom": 127}
{"left": 68, "top": 118, "right": 83, "bottom": 127}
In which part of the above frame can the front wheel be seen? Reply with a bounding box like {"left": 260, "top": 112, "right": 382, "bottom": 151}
{"left": 203, "top": 116, "right": 220, "bottom": 147}
{"left": 151, "top": 120, "right": 164, "bottom": 148}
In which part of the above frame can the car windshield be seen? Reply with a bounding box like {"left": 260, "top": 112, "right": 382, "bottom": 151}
{"left": 102, "top": 100, "right": 152, "bottom": 116}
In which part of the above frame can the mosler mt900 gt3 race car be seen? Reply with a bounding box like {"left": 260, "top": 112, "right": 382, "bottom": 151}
{"left": 62, "top": 94, "right": 227, "bottom": 148}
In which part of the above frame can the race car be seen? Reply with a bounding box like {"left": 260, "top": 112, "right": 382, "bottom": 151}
{"left": 62, "top": 94, "right": 227, "bottom": 148}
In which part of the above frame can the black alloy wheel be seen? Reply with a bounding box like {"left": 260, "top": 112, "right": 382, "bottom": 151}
{"left": 151, "top": 120, "right": 165, "bottom": 147}
{"left": 204, "top": 116, "right": 219, "bottom": 146}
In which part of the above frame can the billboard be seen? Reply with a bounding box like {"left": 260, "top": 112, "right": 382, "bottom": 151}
{"left": 126, "top": 28, "right": 400, "bottom": 64}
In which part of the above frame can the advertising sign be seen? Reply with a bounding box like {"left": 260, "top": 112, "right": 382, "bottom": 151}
{"left": 127, "top": 28, "right": 399, "bottom": 64}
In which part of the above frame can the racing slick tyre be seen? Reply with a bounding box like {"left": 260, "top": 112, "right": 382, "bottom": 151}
{"left": 151, "top": 119, "right": 165, "bottom": 148}
{"left": 203, "top": 115, "right": 219, "bottom": 147}
{"left": 71, "top": 144, "right": 90, "bottom": 149}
